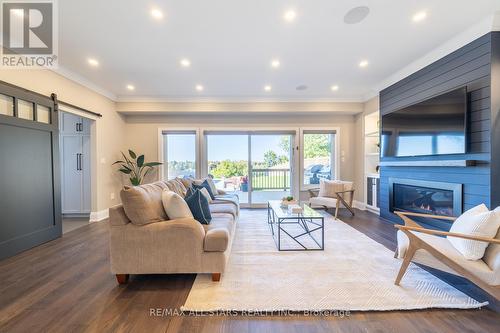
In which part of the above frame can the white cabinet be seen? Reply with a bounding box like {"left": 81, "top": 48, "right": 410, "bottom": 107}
{"left": 60, "top": 112, "right": 90, "bottom": 135}
{"left": 60, "top": 112, "right": 91, "bottom": 214}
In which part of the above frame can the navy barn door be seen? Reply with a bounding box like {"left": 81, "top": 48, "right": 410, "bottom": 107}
{"left": 0, "top": 81, "right": 61, "bottom": 260}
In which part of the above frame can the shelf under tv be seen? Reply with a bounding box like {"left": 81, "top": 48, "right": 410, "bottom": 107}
{"left": 380, "top": 160, "right": 476, "bottom": 167}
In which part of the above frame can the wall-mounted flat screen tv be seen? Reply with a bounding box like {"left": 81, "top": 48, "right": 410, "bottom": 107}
{"left": 381, "top": 87, "right": 467, "bottom": 158}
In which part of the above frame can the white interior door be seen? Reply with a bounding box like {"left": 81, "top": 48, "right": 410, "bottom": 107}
{"left": 61, "top": 135, "right": 82, "bottom": 213}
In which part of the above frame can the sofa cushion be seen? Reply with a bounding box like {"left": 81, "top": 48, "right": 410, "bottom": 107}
{"left": 193, "top": 180, "right": 216, "bottom": 199}
{"left": 166, "top": 179, "right": 187, "bottom": 197}
{"left": 185, "top": 189, "right": 212, "bottom": 224}
{"left": 204, "top": 228, "right": 229, "bottom": 252}
{"left": 161, "top": 190, "right": 193, "bottom": 219}
{"left": 120, "top": 182, "right": 169, "bottom": 225}
{"left": 448, "top": 204, "right": 500, "bottom": 260}
{"left": 209, "top": 203, "right": 238, "bottom": 218}
{"left": 178, "top": 177, "right": 194, "bottom": 189}
{"left": 204, "top": 213, "right": 236, "bottom": 237}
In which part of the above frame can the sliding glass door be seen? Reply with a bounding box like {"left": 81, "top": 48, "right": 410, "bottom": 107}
{"left": 250, "top": 134, "right": 292, "bottom": 204}
{"left": 206, "top": 134, "right": 249, "bottom": 204}
{"left": 205, "top": 132, "right": 294, "bottom": 207}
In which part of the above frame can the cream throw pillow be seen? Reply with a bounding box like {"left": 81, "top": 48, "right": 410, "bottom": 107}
{"left": 161, "top": 190, "right": 193, "bottom": 220}
{"left": 199, "top": 188, "right": 213, "bottom": 203}
{"left": 448, "top": 204, "right": 500, "bottom": 260}
{"left": 318, "top": 179, "right": 344, "bottom": 198}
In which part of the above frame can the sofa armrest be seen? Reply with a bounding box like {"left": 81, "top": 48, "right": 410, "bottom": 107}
{"left": 110, "top": 217, "right": 207, "bottom": 274}
{"left": 109, "top": 204, "right": 130, "bottom": 226}
{"left": 204, "top": 228, "right": 229, "bottom": 252}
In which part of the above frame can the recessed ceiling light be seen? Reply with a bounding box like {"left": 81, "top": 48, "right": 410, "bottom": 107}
{"left": 180, "top": 58, "right": 191, "bottom": 67}
{"left": 359, "top": 60, "right": 369, "bottom": 68}
{"left": 264, "top": 85, "right": 272, "bottom": 92}
{"left": 196, "top": 84, "right": 204, "bottom": 92}
{"left": 87, "top": 58, "right": 99, "bottom": 67}
{"left": 271, "top": 59, "right": 280, "bottom": 68}
{"left": 283, "top": 10, "right": 297, "bottom": 22}
{"left": 331, "top": 85, "right": 339, "bottom": 91}
{"left": 344, "top": 6, "right": 370, "bottom": 24}
{"left": 151, "top": 8, "right": 163, "bottom": 19}
{"left": 126, "top": 84, "right": 135, "bottom": 91}
{"left": 412, "top": 11, "right": 427, "bottom": 22}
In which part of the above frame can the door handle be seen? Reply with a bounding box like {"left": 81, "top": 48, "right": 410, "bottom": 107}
{"left": 76, "top": 123, "right": 79, "bottom": 132}
{"left": 80, "top": 154, "right": 83, "bottom": 171}
{"left": 76, "top": 153, "right": 82, "bottom": 171}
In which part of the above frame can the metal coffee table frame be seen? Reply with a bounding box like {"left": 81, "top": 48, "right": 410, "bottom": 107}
{"left": 267, "top": 201, "right": 324, "bottom": 251}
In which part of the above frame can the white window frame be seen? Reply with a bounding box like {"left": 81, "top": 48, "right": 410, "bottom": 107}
{"left": 157, "top": 128, "right": 201, "bottom": 181}
{"left": 299, "top": 127, "right": 340, "bottom": 191}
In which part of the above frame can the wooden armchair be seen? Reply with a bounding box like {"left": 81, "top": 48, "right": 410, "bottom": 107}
{"left": 308, "top": 180, "right": 355, "bottom": 219}
{"left": 394, "top": 211, "right": 500, "bottom": 300}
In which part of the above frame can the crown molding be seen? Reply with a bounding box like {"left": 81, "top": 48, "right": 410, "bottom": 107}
{"left": 115, "top": 95, "right": 366, "bottom": 103}
{"left": 51, "top": 65, "right": 117, "bottom": 101}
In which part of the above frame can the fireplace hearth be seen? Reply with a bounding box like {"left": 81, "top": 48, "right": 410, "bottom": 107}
{"left": 389, "top": 178, "right": 463, "bottom": 218}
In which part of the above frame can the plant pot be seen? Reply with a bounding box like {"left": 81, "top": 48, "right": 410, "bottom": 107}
{"left": 241, "top": 183, "right": 248, "bottom": 192}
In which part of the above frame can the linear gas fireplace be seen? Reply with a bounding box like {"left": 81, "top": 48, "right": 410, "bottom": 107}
{"left": 389, "top": 178, "right": 463, "bottom": 218}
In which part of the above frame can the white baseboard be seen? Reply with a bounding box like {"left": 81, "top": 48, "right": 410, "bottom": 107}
{"left": 89, "top": 209, "right": 109, "bottom": 223}
{"left": 353, "top": 200, "right": 366, "bottom": 210}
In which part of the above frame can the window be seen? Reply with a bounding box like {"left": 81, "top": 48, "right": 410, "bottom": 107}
{"left": 162, "top": 131, "right": 197, "bottom": 180}
{"left": 0, "top": 94, "right": 14, "bottom": 116}
{"left": 301, "top": 130, "right": 336, "bottom": 188}
{"left": 37, "top": 105, "right": 51, "bottom": 124}
{"left": 17, "top": 99, "right": 34, "bottom": 120}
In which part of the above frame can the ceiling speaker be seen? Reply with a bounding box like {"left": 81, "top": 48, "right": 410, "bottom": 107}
{"left": 344, "top": 6, "right": 370, "bottom": 24}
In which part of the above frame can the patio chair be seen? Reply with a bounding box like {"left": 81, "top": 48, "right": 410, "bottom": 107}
{"left": 308, "top": 179, "right": 355, "bottom": 219}
{"left": 394, "top": 211, "right": 500, "bottom": 300}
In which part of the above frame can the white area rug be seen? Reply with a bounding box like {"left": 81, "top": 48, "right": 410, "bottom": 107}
{"left": 183, "top": 210, "right": 487, "bottom": 311}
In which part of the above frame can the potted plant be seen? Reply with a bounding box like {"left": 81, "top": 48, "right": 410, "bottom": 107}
{"left": 240, "top": 176, "right": 248, "bottom": 192}
{"left": 280, "top": 196, "right": 297, "bottom": 208}
{"left": 113, "top": 150, "right": 162, "bottom": 186}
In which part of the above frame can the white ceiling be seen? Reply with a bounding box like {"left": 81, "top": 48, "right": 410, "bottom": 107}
{"left": 57, "top": 0, "right": 500, "bottom": 102}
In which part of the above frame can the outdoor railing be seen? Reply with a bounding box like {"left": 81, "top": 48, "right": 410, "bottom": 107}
{"left": 251, "top": 168, "right": 290, "bottom": 191}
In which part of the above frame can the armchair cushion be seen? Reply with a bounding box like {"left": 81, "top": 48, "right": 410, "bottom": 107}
{"left": 397, "top": 230, "right": 499, "bottom": 286}
{"left": 318, "top": 179, "right": 344, "bottom": 198}
{"left": 448, "top": 204, "right": 500, "bottom": 260}
{"left": 309, "top": 196, "right": 338, "bottom": 208}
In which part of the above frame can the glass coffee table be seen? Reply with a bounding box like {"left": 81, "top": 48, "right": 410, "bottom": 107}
{"left": 267, "top": 200, "right": 324, "bottom": 251}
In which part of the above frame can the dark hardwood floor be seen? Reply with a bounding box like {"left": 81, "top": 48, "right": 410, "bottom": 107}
{"left": 0, "top": 209, "right": 499, "bottom": 333}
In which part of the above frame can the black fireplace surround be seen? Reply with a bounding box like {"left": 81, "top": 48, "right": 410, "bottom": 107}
{"left": 389, "top": 178, "right": 463, "bottom": 218}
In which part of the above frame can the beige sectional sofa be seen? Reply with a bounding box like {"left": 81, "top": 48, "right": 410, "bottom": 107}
{"left": 109, "top": 179, "right": 239, "bottom": 284}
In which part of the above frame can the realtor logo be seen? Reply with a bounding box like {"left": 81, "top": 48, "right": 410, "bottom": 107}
{"left": 1, "top": 0, "right": 58, "bottom": 68}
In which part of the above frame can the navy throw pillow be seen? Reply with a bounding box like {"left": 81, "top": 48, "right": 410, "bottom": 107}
{"left": 185, "top": 189, "right": 212, "bottom": 224}
{"left": 193, "top": 180, "right": 216, "bottom": 200}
